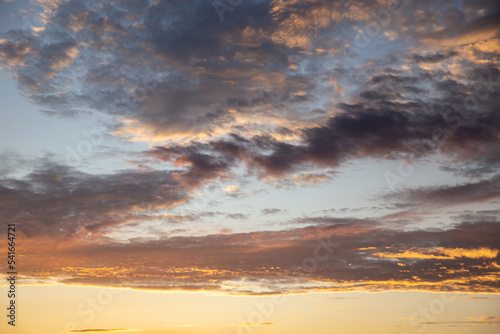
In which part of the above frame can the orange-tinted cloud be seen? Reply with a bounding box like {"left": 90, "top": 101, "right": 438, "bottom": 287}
{"left": 374, "top": 247, "right": 499, "bottom": 260}
{"left": 14, "top": 219, "right": 500, "bottom": 294}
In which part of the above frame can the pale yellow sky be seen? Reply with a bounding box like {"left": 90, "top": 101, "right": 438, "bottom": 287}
{"left": 1, "top": 285, "right": 499, "bottom": 334}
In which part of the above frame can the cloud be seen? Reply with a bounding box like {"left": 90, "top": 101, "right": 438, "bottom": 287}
{"left": 385, "top": 175, "right": 500, "bottom": 209}
{"left": 262, "top": 208, "right": 284, "bottom": 215}
{"left": 0, "top": 161, "right": 190, "bottom": 237}
{"left": 374, "top": 247, "right": 499, "bottom": 260}
{"left": 0, "top": 0, "right": 499, "bottom": 185}
{"left": 467, "top": 316, "right": 500, "bottom": 325}
{"left": 315, "top": 305, "right": 367, "bottom": 310}
{"left": 1, "top": 0, "right": 325, "bottom": 138}
{"left": 308, "top": 296, "right": 365, "bottom": 300}
{"left": 144, "top": 62, "right": 500, "bottom": 180}
{"left": 415, "top": 316, "right": 500, "bottom": 326}
{"left": 16, "top": 218, "right": 500, "bottom": 294}
{"left": 68, "top": 330, "right": 141, "bottom": 333}
{"left": 410, "top": 51, "right": 458, "bottom": 64}
{"left": 420, "top": 6, "right": 500, "bottom": 47}
{"left": 266, "top": 171, "right": 337, "bottom": 188}
{"left": 229, "top": 323, "right": 277, "bottom": 326}
{"left": 292, "top": 216, "right": 374, "bottom": 227}
{"left": 222, "top": 185, "right": 240, "bottom": 192}
{"left": 164, "top": 324, "right": 203, "bottom": 327}
{"left": 226, "top": 213, "right": 247, "bottom": 220}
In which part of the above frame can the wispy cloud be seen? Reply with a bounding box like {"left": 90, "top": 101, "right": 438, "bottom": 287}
{"left": 415, "top": 316, "right": 500, "bottom": 326}
{"left": 68, "top": 330, "right": 143, "bottom": 333}
{"left": 315, "top": 305, "right": 367, "bottom": 310}
{"left": 164, "top": 324, "right": 204, "bottom": 327}
{"left": 229, "top": 323, "right": 277, "bottom": 326}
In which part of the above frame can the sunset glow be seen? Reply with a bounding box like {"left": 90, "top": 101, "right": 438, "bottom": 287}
{"left": 1, "top": 0, "right": 499, "bottom": 333}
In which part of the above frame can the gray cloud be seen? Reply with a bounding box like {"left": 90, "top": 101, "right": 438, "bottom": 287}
{"left": 0, "top": 161, "right": 188, "bottom": 237}
{"left": 386, "top": 175, "right": 500, "bottom": 207}
{"left": 262, "top": 208, "right": 284, "bottom": 215}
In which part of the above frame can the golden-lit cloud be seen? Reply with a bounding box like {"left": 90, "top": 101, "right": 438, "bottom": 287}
{"left": 11, "top": 220, "right": 500, "bottom": 295}
{"left": 374, "top": 247, "right": 499, "bottom": 260}
{"left": 265, "top": 171, "right": 337, "bottom": 188}
{"left": 222, "top": 185, "right": 240, "bottom": 192}
{"left": 467, "top": 316, "right": 500, "bottom": 325}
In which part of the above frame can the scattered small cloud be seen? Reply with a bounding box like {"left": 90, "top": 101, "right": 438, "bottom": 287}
{"left": 222, "top": 185, "right": 240, "bottom": 192}
{"left": 315, "top": 305, "right": 367, "bottom": 310}
{"left": 228, "top": 323, "right": 277, "bottom": 326}
{"left": 262, "top": 208, "right": 284, "bottom": 215}
{"left": 68, "top": 330, "right": 143, "bottom": 333}
{"left": 164, "top": 324, "right": 204, "bottom": 327}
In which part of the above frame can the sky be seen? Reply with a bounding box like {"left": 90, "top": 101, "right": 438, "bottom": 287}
{"left": 0, "top": 0, "right": 499, "bottom": 333}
